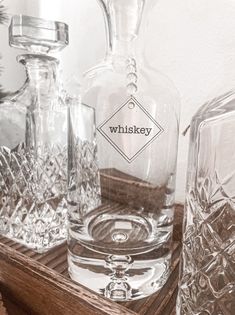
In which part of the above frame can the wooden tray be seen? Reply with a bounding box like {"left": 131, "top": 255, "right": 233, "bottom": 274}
{"left": 0, "top": 205, "right": 183, "bottom": 315}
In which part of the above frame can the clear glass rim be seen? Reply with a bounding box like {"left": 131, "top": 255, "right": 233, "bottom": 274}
{"left": 10, "top": 14, "right": 68, "bottom": 32}
{"left": 9, "top": 14, "right": 69, "bottom": 53}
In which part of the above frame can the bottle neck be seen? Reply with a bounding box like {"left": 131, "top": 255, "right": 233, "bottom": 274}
{"left": 98, "top": 0, "right": 145, "bottom": 60}
{"left": 111, "top": 39, "right": 137, "bottom": 60}
{"left": 18, "top": 54, "right": 60, "bottom": 96}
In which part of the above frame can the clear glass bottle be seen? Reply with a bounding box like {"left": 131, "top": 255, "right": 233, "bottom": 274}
{"left": 68, "top": 0, "right": 180, "bottom": 300}
{"left": 0, "top": 15, "right": 69, "bottom": 252}
{"left": 177, "top": 92, "right": 235, "bottom": 314}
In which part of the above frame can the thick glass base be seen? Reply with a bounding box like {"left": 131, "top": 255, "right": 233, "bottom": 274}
{"left": 68, "top": 242, "right": 172, "bottom": 301}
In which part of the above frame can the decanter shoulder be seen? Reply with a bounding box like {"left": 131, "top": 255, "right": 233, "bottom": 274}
{"left": 0, "top": 99, "right": 26, "bottom": 149}
{"left": 0, "top": 82, "right": 31, "bottom": 107}
{"left": 82, "top": 58, "right": 180, "bottom": 111}
{"left": 189, "top": 90, "right": 235, "bottom": 149}
{"left": 82, "top": 60, "right": 114, "bottom": 93}
{"left": 140, "top": 65, "right": 180, "bottom": 102}
{"left": 192, "top": 90, "right": 235, "bottom": 124}
{"left": 0, "top": 98, "right": 26, "bottom": 112}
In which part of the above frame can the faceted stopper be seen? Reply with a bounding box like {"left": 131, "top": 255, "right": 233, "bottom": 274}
{"left": 9, "top": 15, "right": 69, "bottom": 54}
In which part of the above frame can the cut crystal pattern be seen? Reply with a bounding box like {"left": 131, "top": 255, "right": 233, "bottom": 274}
{"left": 0, "top": 144, "right": 67, "bottom": 252}
{"left": 178, "top": 97, "right": 235, "bottom": 313}
{"left": 178, "top": 187, "right": 235, "bottom": 314}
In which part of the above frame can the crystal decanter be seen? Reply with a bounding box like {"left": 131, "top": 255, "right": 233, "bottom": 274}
{"left": 0, "top": 15, "right": 69, "bottom": 252}
{"left": 177, "top": 92, "right": 235, "bottom": 314}
{"left": 68, "top": 0, "right": 180, "bottom": 300}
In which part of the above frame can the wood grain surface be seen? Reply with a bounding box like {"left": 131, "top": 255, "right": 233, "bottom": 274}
{"left": 100, "top": 169, "right": 166, "bottom": 210}
{"left": 0, "top": 292, "right": 27, "bottom": 315}
{"left": 0, "top": 292, "right": 8, "bottom": 315}
{"left": 0, "top": 205, "right": 183, "bottom": 315}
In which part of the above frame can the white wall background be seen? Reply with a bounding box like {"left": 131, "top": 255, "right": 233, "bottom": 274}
{"left": 1, "top": 0, "right": 235, "bottom": 202}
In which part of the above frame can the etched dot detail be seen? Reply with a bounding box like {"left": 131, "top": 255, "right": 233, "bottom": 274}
{"left": 127, "top": 83, "right": 137, "bottom": 94}
{"left": 128, "top": 102, "right": 135, "bottom": 109}
{"left": 126, "top": 57, "right": 138, "bottom": 95}
{"left": 127, "top": 73, "right": 137, "bottom": 83}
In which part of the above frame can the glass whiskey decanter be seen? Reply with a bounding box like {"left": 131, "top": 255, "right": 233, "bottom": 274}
{"left": 68, "top": 0, "right": 180, "bottom": 300}
{"left": 177, "top": 92, "right": 235, "bottom": 314}
{"left": 0, "top": 15, "right": 69, "bottom": 252}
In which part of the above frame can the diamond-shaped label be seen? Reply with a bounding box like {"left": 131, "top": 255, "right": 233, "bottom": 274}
{"left": 97, "top": 96, "right": 164, "bottom": 163}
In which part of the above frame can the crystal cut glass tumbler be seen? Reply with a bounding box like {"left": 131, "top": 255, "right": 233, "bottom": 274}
{"left": 68, "top": 0, "right": 180, "bottom": 300}
{"left": 0, "top": 15, "right": 69, "bottom": 252}
{"left": 177, "top": 91, "right": 235, "bottom": 314}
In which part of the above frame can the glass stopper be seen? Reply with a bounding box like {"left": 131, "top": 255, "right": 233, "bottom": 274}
{"left": 9, "top": 15, "right": 69, "bottom": 54}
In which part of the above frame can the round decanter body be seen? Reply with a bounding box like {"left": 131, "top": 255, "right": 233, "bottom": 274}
{"left": 68, "top": 0, "right": 180, "bottom": 300}
{"left": 177, "top": 91, "right": 235, "bottom": 314}
{"left": 83, "top": 56, "right": 180, "bottom": 188}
